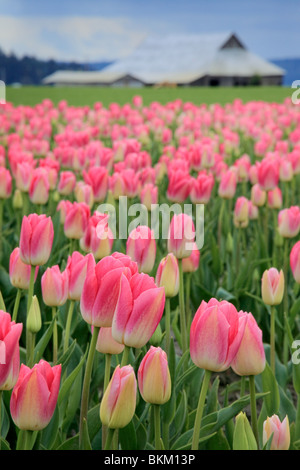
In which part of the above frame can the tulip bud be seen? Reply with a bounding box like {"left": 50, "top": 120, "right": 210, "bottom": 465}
{"left": 182, "top": 243, "right": 200, "bottom": 273}
{"left": 0, "top": 310, "right": 23, "bottom": 391}
{"left": 261, "top": 268, "right": 284, "bottom": 306}
{"left": 233, "top": 412, "right": 258, "bottom": 450}
{"left": 9, "top": 247, "right": 39, "bottom": 290}
{"left": 234, "top": 196, "right": 249, "bottom": 228}
{"left": 64, "top": 202, "right": 90, "bottom": 240}
{"left": 290, "top": 241, "right": 300, "bottom": 284}
{"left": 96, "top": 327, "right": 125, "bottom": 355}
{"left": 29, "top": 168, "right": 50, "bottom": 205}
{"left": 10, "top": 360, "right": 61, "bottom": 431}
{"left": 126, "top": 225, "right": 156, "bottom": 274}
{"left": 218, "top": 169, "right": 237, "bottom": 199}
{"left": 267, "top": 187, "right": 282, "bottom": 209}
{"left": 263, "top": 415, "right": 290, "bottom": 450}
{"left": 100, "top": 365, "right": 137, "bottom": 429}
{"left": 251, "top": 183, "right": 266, "bottom": 207}
{"left": 231, "top": 312, "right": 266, "bottom": 376}
{"left": 19, "top": 214, "right": 54, "bottom": 266}
{"left": 0, "top": 167, "right": 12, "bottom": 199}
{"left": 155, "top": 253, "right": 179, "bottom": 297}
{"left": 27, "top": 295, "right": 42, "bottom": 334}
{"left": 138, "top": 346, "right": 171, "bottom": 405}
{"left": 278, "top": 206, "right": 300, "bottom": 239}
{"left": 41, "top": 265, "right": 69, "bottom": 307}
{"left": 167, "top": 213, "right": 195, "bottom": 259}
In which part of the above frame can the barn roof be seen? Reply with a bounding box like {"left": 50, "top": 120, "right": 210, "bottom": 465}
{"left": 42, "top": 32, "right": 285, "bottom": 86}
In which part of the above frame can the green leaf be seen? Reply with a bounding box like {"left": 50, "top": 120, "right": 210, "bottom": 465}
{"left": 260, "top": 362, "right": 280, "bottom": 416}
{"left": 81, "top": 418, "right": 92, "bottom": 450}
{"left": 58, "top": 345, "right": 88, "bottom": 406}
{"left": 40, "top": 406, "right": 60, "bottom": 450}
{"left": 87, "top": 403, "right": 101, "bottom": 444}
{"left": 56, "top": 434, "right": 79, "bottom": 450}
{"left": 171, "top": 429, "right": 216, "bottom": 451}
{"left": 33, "top": 316, "right": 55, "bottom": 363}
{"left": 0, "top": 438, "right": 11, "bottom": 450}
{"left": 119, "top": 420, "right": 137, "bottom": 450}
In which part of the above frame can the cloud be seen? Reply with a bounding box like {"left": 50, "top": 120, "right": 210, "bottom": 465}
{"left": 0, "top": 15, "right": 147, "bottom": 61}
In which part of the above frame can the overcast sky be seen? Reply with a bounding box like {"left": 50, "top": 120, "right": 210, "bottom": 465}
{"left": 0, "top": 0, "right": 299, "bottom": 63}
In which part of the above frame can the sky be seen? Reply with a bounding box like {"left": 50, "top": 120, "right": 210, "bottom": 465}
{"left": 0, "top": 0, "right": 299, "bottom": 63}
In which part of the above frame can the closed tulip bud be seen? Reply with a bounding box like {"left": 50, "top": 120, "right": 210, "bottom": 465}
{"left": 96, "top": 327, "right": 125, "bottom": 355}
{"left": 218, "top": 169, "right": 237, "bottom": 199}
{"left": 263, "top": 415, "right": 290, "bottom": 450}
{"left": 231, "top": 312, "right": 266, "bottom": 376}
{"left": 112, "top": 272, "right": 165, "bottom": 348}
{"left": 15, "top": 162, "right": 33, "bottom": 193}
{"left": 233, "top": 412, "right": 258, "bottom": 450}
{"left": 100, "top": 365, "right": 137, "bottom": 429}
{"left": 251, "top": 183, "right": 266, "bottom": 207}
{"left": 267, "top": 186, "right": 282, "bottom": 209}
{"left": 190, "top": 172, "right": 214, "bottom": 204}
{"left": 0, "top": 310, "right": 23, "bottom": 390}
{"left": 140, "top": 183, "right": 158, "bottom": 211}
{"left": 261, "top": 268, "right": 284, "bottom": 306}
{"left": 80, "top": 252, "right": 138, "bottom": 327}
{"left": 166, "top": 169, "right": 191, "bottom": 203}
{"left": 234, "top": 196, "right": 249, "bottom": 227}
{"left": 126, "top": 226, "right": 156, "bottom": 274}
{"left": 29, "top": 168, "right": 50, "bottom": 205}
{"left": 290, "top": 241, "right": 300, "bottom": 284}
{"left": 279, "top": 160, "right": 293, "bottom": 182}
{"left": 57, "top": 171, "right": 76, "bottom": 196}
{"left": 0, "top": 167, "right": 12, "bottom": 199}
{"left": 12, "top": 189, "right": 23, "bottom": 209}
{"left": 138, "top": 346, "right": 171, "bottom": 405}
{"left": 167, "top": 213, "right": 195, "bottom": 259}
{"left": 190, "top": 298, "right": 247, "bottom": 372}
{"left": 92, "top": 218, "right": 114, "bottom": 260}
{"left": 9, "top": 247, "right": 39, "bottom": 290}
{"left": 182, "top": 243, "right": 200, "bottom": 273}
{"left": 257, "top": 157, "right": 279, "bottom": 191}
{"left": 155, "top": 253, "right": 179, "bottom": 297}
{"left": 75, "top": 181, "right": 94, "bottom": 208}
{"left": 27, "top": 295, "right": 42, "bottom": 334}
{"left": 248, "top": 201, "right": 259, "bottom": 220}
{"left": 65, "top": 251, "right": 95, "bottom": 301}
{"left": 41, "top": 265, "right": 69, "bottom": 307}
{"left": 64, "top": 202, "right": 90, "bottom": 240}
{"left": 278, "top": 206, "right": 300, "bottom": 238}
{"left": 83, "top": 166, "right": 109, "bottom": 203}
{"left": 19, "top": 213, "right": 54, "bottom": 266}
{"left": 10, "top": 360, "right": 61, "bottom": 431}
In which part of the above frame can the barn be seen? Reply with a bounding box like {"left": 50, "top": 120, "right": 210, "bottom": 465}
{"left": 42, "top": 32, "right": 285, "bottom": 87}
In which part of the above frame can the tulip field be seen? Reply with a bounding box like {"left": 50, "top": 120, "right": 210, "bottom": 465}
{"left": 0, "top": 90, "right": 300, "bottom": 452}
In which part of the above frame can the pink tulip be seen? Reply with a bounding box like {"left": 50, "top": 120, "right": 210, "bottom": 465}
{"left": 10, "top": 360, "right": 61, "bottom": 431}
{"left": 74, "top": 182, "right": 94, "bottom": 208}
{"left": 65, "top": 251, "right": 95, "bottom": 301}
{"left": 257, "top": 157, "right": 279, "bottom": 191}
{"left": 112, "top": 271, "right": 165, "bottom": 348}
{"left": 19, "top": 213, "right": 54, "bottom": 266}
{"left": 83, "top": 166, "right": 109, "bottom": 202}
{"left": 29, "top": 168, "right": 50, "bottom": 205}
{"left": 109, "top": 172, "right": 126, "bottom": 199}
{"left": 167, "top": 213, "right": 195, "bottom": 259}
{"left": 190, "top": 298, "right": 247, "bottom": 372}
{"left": 263, "top": 415, "right": 290, "bottom": 450}
{"left": 138, "top": 346, "right": 171, "bottom": 405}
{"left": 9, "top": 247, "right": 39, "bottom": 290}
{"left": 64, "top": 202, "right": 90, "bottom": 240}
{"left": 100, "top": 365, "right": 136, "bottom": 429}
{"left": 166, "top": 169, "right": 191, "bottom": 203}
{"left": 56, "top": 200, "right": 73, "bottom": 224}
{"left": 96, "top": 327, "right": 125, "bottom": 355}
{"left": 190, "top": 172, "right": 214, "bottom": 204}
{"left": 155, "top": 252, "right": 179, "bottom": 297}
{"left": 57, "top": 171, "right": 76, "bottom": 196}
{"left": 140, "top": 183, "right": 158, "bottom": 211}
{"left": 267, "top": 187, "right": 282, "bottom": 209}
{"left": 218, "top": 169, "right": 237, "bottom": 199}
{"left": 181, "top": 242, "right": 200, "bottom": 273}
{"left": 251, "top": 183, "right": 266, "bottom": 207}
{"left": 80, "top": 252, "right": 138, "bottom": 327}
{"left": 278, "top": 206, "right": 300, "bottom": 238}
{"left": 261, "top": 268, "right": 284, "bottom": 306}
{"left": 41, "top": 265, "right": 69, "bottom": 307}
{"left": 231, "top": 312, "right": 266, "bottom": 376}
{"left": 290, "top": 241, "right": 300, "bottom": 284}
{"left": 234, "top": 196, "right": 249, "bottom": 227}
{"left": 91, "top": 216, "right": 114, "bottom": 260}
{"left": 0, "top": 167, "right": 12, "bottom": 199}
{"left": 15, "top": 162, "right": 34, "bottom": 193}
{"left": 279, "top": 159, "right": 293, "bottom": 182}
{"left": 0, "top": 310, "right": 23, "bottom": 390}
{"left": 126, "top": 225, "right": 156, "bottom": 274}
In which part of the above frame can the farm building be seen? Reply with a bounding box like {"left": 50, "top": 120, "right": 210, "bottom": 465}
{"left": 42, "top": 32, "right": 285, "bottom": 87}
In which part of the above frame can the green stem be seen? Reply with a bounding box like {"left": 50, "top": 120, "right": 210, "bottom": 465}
{"left": 63, "top": 300, "right": 75, "bottom": 354}
{"left": 153, "top": 404, "right": 161, "bottom": 450}
{"left": 12, "top": 288, "right": 22, "bottom": 323}
{"left": 218, "top": 198, "right": 226, "bottom": 247}
{"left": 79, "top": 325, "right": 100, "bottom": 450}
{"left": 295, "top": 393, "right": 300, "bottom": 440}
{"left": 102, "top": 354, "right": 112, "bottom": 450}
{"left": 165, "top": 297, "right": 171, "bottom": 357}
{"left": 104, "top": 427, "right": 115, "bottom": 450}
{"left": 178, "top": 259, "right": 187, "bottom": 354}
{"left": 52, "top": 307, "right": 58, "bottom": 365}
{"left": 26, "top": 266, "right": 36, "bottom": 365}
{"left": 185, "top": 273, "right": 192, "bottom": 333}
{"left": 120, "top": 345, "right": 130, "bottom": 367}
{"left": 270, "top": 306, "right": 276, "bottom": 375}
{"left": 17, "top": 430, "right": 36, "bottom": 450}
{"left": 27, "top": 332, "right": 36, "bottom": 369}
{"left": 249, "top": 375, "right": 260, "bottom": 449}
{"left": 191, "top": 369, "right": 211, "bottom": 450}
{"left": 283, "top": 238, "right": 289, "bottom": 364}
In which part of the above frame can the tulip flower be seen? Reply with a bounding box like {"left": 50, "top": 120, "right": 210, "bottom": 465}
{"left": 80, "top": 252, "right": 138, "bottom": 327}
{"left": 251, "top": 183, "right": 266, "bottom": 207}
{"left": 100, "top": 365, "right": 137, "bottom": 432}
{"left": 111, "top": 271, "right": 165, "bottom": 349}
{"left": 138, "top": 346, "right": 171, "bottom": 405}
{"left": 64, "top": 201, "right": 90, "bottom": 240}
{"left": 234, "top": 196, "right": 249, "bottom": 228}
{"left": 41, "top": 265, "right": 69, "bottom": 307}
{"left": 126, "top": 225, "right": 157, "bottom": 274}
{"left": 96, "top": 327, "right": 125, "bottom": 356}
{"left": 231, "top": 312, "right": 266, "bottom": 376}
{"left": 218, "top": 169, "right": 237, "bottom": 199}
{"left": 263, "top": 415, "right": 290, "bottom": 450}
{"left": 29, "top": 168, "right": 50, "bottom": 206}
{"left": 57, "top": 170, "right": 76, "bottom": 196}
{"left": 278, "top": 206, "right": 300, "bottom": 238}
{"left": 267, "top": 186, "right": 282, "bottom": 209}
{"left": 9, "top": 247, "right": 39, "bottom": 291}
{"left": 257, "top": 157, "right": 279, "bottom": 191}
{"left": 91, "top": 216, "right": 114, "bottom": 260}
{"left": 65, "top": 251, "right": 95, "bottom": 301}
{"left": 181, "top": 242, "right": 200, "bottom": 273}
{"left": 261, "top": 268, "right": 284, "bottom": 306}
{"left": 19, "top": 213, "right": 54, "bottom": 266}
{"left": 15, "top": 162, "right": 33, "bottom": 193}
{"left": 0, "top": 310, "right": 23, "bottom": 390}
{"left": 74, "top": 182, "right": 94, "bottom": 208}
{"left": 290, "top": 240, "right": 300, "bottom": 284}
{"left": 166, "top": 169, "right": 191, "bottom": 203}
{"left": 83, "top": 166, "right": 109, "bottom": 203}
{"left": 140, "top": 183, "right": 158, "bottom": 211}
{"left": 155, "top": 253, "right": 179, "bottom": 298}
{"left": 167, "top": 213, "right": 195, "bottom": 260}
{"left": 0, "top": 167, "right": 12, "bottom": 199}
{"left": 10, "top": 360, "right": 61, "bottom": 432}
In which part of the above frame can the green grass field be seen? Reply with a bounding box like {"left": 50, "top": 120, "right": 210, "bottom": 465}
{"left": 6, "top": 85, "right": 293, "bottom": 108}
